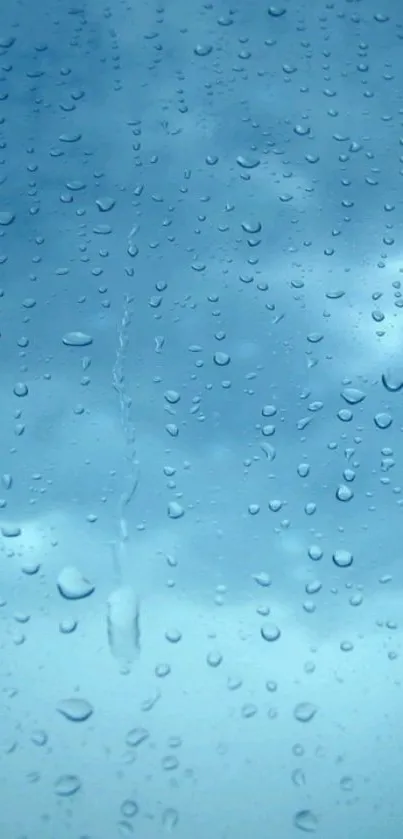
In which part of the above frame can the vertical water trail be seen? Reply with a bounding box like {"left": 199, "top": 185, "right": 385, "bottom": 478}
{"left": 107, "top": 292, "right": 141, "bottom": 667}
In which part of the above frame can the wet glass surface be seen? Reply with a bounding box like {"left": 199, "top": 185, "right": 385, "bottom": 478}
{"left": 0, "top": 0, "right": 403, "bottom": 836}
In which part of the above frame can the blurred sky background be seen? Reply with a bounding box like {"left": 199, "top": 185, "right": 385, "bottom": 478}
{"left": 0, "top": 0, "right": 403, "bottom": 836}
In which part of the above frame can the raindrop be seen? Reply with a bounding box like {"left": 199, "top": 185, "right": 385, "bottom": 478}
{"left": 1, "top": 524, "right": 21, "bottom": 538}
{"left": 121, "top": 799, "right": 139, "bottom": 818}
{"left": 213, "top": 351, "right": 231, "bottom": 366}
{"left": 96, "top": 196, "right": 116, "bottom": 212}
{"left": 162, "top": 807, "right": 179, "bottom": 831}
{"left": 162, "top": 755, "right": 179, "bottom": 771}
{"left": 194, "top": 44, "right": 213, "bottom": 56}
{"left": 165, "top": 628, "right": 182, "bottom": 643}
{"left": 0, "top": 211, "right": 15, "bottom": 226}
{"left": 164, "top": 390, "right": 181, "bottom": 404}
{"left": 294, "top": 810, "right": 319, "bottom": 832}
{"left": 56, "top": 698, "right": 94, "bottom": 723}
{"left": 267, "top": 5, "right": 286, "bottom": 16}
{"left": 167, "top": 501, "right": 185, "bottom": 519}
{"left": 294, "top": 702, "right": 318, "bottom": 723}
{"left": 236, "top": 155, "right": 260, "bottom": 169}
{"left": 308, "top": 545, "right": 323, "bottom": 561}
{"left": 341, "top": 387, "right": 366, "bottom": 404}
{"left": 57, "top": 566, "right": 95, "bottom": 600}
{"left": 54, "top": 774, "right": 81, "bottom": 797}
{"left": 374, "top": 412, "right": 393, "bottom": 429}
{"left": 381, "top": 368, "right": 403, "bottom": 392}
{"left": 125, "top": 727, "right": 149, "bottom": 748}
{"left": 62, "top": 331, "right": 93, "bottom": 347}
{"left": 13, "top": 382, "right": 29, "bottom": 397}
{"left": 207, "top": 650, "right": 223, "bottom": 667}
{"left": 260, "top": 623, "right": 281, "bottom": 642}
{"left": 107, "top": 587, "right": 140, "bottom": 664}
{"left": 336, "top": 484, "right": 354, "bottom": 502}
{"left": 332, "top": 549, "right": 353, "bottom": 568}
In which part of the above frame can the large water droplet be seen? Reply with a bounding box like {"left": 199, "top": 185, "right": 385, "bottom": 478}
{"left": 332, "top": 549, "right": 353, "bottom": 568}
{"left": 260, "top": 623, "right": 281, "bottom": 642}
{"left": 62, "top": 331, "right": 93, "bottom": 347}
{"left": 57, "top": 698, "right": 94, "bottom": 723}
{"left": 54, "top": 774, "right": 81, "bottom": 797}
{"left": 294, "top": 702, "right": 318, "bottom": 723}
{"left": 341, "top": 387, "right": 366, "bottom": 404}
{"left": 107, "top": 587, "right": 141, "bottom": 664}
{"left": 294, "top": 810, "right": 319, "bottom": 832}
{"left": 57, "top": 566, "right": 95, "bottom": 600}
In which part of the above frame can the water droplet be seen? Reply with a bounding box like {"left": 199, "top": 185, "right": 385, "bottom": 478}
{"left": 260, "top": 442, "right": 276, "bottom": 461}
{"left": 332, "top": 549, "right": 353, "bottom": 568}
{"left": 121, "top": 799, "right": 139, "bottom": 818}
{"left": 31, "top": 729, "right": 48, "bottom": 747}
{"left": 341, "top": 387, "right": 366, "bottom": 404}
{"left": 213, "top": 351, "right": 231, "bottom": 366}
{"left": 107, "top": 587, "right": 140, "bottom": 664}
{"left": 260, "top": 623, "right": 281, "bottom": 642}
{"left": 236, "top": 155, "right": 260, "bottom": 169}
{"left": 125, "top": 727, "right": 149, "bottom": 748}
{"left": 164, "top": 390, "right": 180, "bottom": 404}
{"left": 96, "top": 196, "right": 115, "bottom": 212}
{"left": 1, "top": 474, "right": 12, "bottom": 490}
{"left": 168, "top": 501, "right": 185, "bottom": 519}
{"left": 0, "top": 211, "right": 15, "bottom": 226}
{"left": 294, "top": 809, "right": 319, "bottom": 832}
{"left": 340, "top": 775, "right": 354, "bottom": 791}
{"left": 162, "top": 807, "right": 179, "bottom": 831}
{"left": 267, "top": 5, "right": 286, "bottom": 16}
{"left": 382, "top": 368, "right": 403, "bottom": 392}
{"left": 13, "top": 382, "right": 28, "bottom": 397}
{"left": 207, "top": 650, "right": 223, "bottom": 667}
{"left": 336, "top": 484, "right": 354, "bottom": 502}
{"left": 374, "top": 412, "right": 393, "bottom": 429}
{"left": 62, "top": 331, "right": 93, "bottom": 347}
{"left": 1, "top": 524, "right": 21, "bottom": 538}
{"left": 165, "top": 627, "right": 182, "bottom": 643}
{"left": 54, "top": 774, "right": 81, "bottom": 797}
{"left": 308, "top": 545, "right": 323, "bottom": 561}
{"left": 194, "top": 44, "right": 213, "bottom": 56}
{"left": 57, "top": 698, "right": 94, "bottom": 723}
{"left": 57, "top": 566, "right": 95, "bottom": 600}
{"left": 253, "top": 571, "right": 271, "bottom": 587}
{"left": 294, "top": 702, "right": 318, "bottom": 723}
{"left": 294, "top": 124, "right": 311, "bottom": 136}
{"left": 162, "top": 754, "right": 179, "bottom": 771}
